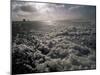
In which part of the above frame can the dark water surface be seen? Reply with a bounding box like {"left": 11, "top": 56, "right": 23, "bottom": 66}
{"left": 12, "top": 21, "right": 95, "bottom": 35}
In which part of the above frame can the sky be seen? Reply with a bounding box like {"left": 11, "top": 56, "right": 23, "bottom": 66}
{"left": 11, "top": 1, "right": 96, "bottom": 21}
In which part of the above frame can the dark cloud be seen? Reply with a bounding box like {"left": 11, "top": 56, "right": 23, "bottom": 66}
{"left": 12, "top": 2, "right": 37, "bottom": 13}
{"left": 20, "top": 5, "right": 36, "bottom": 12}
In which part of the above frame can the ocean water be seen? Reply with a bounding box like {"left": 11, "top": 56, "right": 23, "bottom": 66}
{"left": 12, "top": 20, "right": 96, "bottom": 74}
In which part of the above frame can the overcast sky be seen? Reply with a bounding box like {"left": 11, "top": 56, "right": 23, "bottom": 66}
{"left": 11, "top": 1, "right": 96, "bottom": 21}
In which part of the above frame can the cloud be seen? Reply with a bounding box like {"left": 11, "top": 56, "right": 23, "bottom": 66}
{"left": 12, "top": 2, "right": 37, "bottom": 13}
{"left": 68, "top": 6, "right": 83, "bottom": 11}
{"left": 12, "top": 1, "right": 40, "bottom": 21}
{"left": 20, "top": 5, "right": 36, "bottom": 12}
{"left": 12, "top": 1, "right": 96, "bottom": 21}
